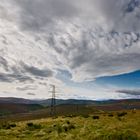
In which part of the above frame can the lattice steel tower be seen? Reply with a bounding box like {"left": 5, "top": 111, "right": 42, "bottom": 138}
{"left": 50, "top": 84, "right": 56, "bottom": 116}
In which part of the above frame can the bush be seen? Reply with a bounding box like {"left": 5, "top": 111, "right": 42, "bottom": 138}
{"left": 108, "top": 114, "right": 114, "bottom": 117}
{"left": 53, "top": 124, "right": 57, "bottom": 127}
{"left": 62, "top": 124, "right": 75, "bottom": 132}
{"left": 81, "top": 114, "right": 89, "bottom": 118}
{"left": 63, "top": 125, "right": 68, "bottom": 132}
{"left": 68, "top": 124, "right": 75, "bottom": 129}
{"left": 26, "top": 122, "right": 42, "bottom": 130}
{"left": 10, "top": 123, "right": 16, "bottom": 128}
{"left": 0, "top": 123, "right": 16, "bottom": 129}
{"left": 117, "top": 116, "right": 122, "bottom": 121}
{"left": 27, "top": 122, "right": 34, "bottom": 127}
{"left": 56, "top": 123, "right": 75, "bottom": 133}
{"left": 117, "top": 112, "right": 127, "bottom": 117}
{"left": 93, "top": 116, "right": 99, "bottom": 119}
{"left": 66, "top": 120, "right": 70, "bottom": 124}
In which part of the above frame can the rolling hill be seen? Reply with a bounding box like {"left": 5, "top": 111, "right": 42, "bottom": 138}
{"left": 0, "top": 97, "right": 140, "bottom": 106}
{"left": 0, "top": 97, "right": 139, "bottom": 122}
{"left": 0, "top": 103, "right": 44, "bottom": 116}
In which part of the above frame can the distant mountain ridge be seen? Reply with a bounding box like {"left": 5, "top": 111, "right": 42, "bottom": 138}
{"left": 0, "top": 97, "right": 33, "bottom": 104}
{"left": 0, "top": 97, "right": 139, "bottom": 119}
{"left": 0, "top": 97, "right": 139, "bottom": 106}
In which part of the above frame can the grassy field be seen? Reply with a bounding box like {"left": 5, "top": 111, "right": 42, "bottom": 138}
{"left": 0, "top": 110, "right": 140, "bottom": 140}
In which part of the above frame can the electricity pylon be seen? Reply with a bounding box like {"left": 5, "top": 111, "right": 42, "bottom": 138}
{"left": 49, "top": 84, "right": 56, "bottom": 116}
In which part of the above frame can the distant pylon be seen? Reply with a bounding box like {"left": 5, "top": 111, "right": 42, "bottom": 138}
{"left": 50, "top": 84, "right": 56, "bottom": 116}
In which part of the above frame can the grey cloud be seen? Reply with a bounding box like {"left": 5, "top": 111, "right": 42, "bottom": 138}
{"left": 0, "top": 74, "right": 11, "bottom": 82}
{"left": 0, "top": 64, "right": 53, "bottom": 83}
{"left": 117, "top": 89, "right": 140, "bottom": 95}
{"left": 39, "top": 82, "right": 47, "bottom": 86}
{"left": 11, "top": 74, "right": 33, "bottom": 82}
{"left": 48, "top": 29, "right": 140, "bottom": 81}
{"left": 23, "top": 64, "right": 53, "bottom": 77}
{"left": 89, "top": 0, "right": 140, "bottom": 32}
{"left": 27, "top": 93, "right": 36, "bottom": 96}
{"left": 0, "top": 73, "right": 33, "bottom": 83}
{"left": 125, "top": 0, "right": 140, "bottom": 13}
{"left": 0, "top": 55, "right": 53, "bottom": 84}
{"left": 13, "top": 0, "right": 140, "bottom": 33}
{"left": 0, "top": 57, "right": 9, "bottom": 71}
{"left": 15, "top": 0, "right": 79, "bottom": 31}
{"left": 16, "top": 85, "right": 37, "bottom": 91}
{"left": 1, "top": 0, "right": 140, "bottom": 83}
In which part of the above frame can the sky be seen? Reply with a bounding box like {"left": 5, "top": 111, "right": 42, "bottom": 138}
{"left": 0, "top": 0, "right": 140, "bottom": 100}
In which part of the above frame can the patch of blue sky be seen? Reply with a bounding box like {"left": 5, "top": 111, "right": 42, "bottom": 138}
{"left": 95, "top": 70, "right": 140, "bottom": 88}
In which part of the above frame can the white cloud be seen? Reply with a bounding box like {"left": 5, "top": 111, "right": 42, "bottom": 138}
{"left": 0, "top": 0, "right": 140, "bottom": 98}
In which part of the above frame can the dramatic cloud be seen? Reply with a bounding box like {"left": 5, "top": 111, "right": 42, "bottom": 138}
{"left": 15, "top": 0, "right": 79, "bottom": 31}
{"left": 0, "top": 0, "right": 140, "bottom": 99}
{"left": 117, "top": 89, "right": 140, "bottom": 95}
{"left": 14, "top": 0, "right": 140, "bottom": 32}
{"left": 10, "top": 0, "right": 140, "bottom": 82}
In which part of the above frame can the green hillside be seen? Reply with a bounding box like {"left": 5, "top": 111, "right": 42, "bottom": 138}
{"left": 0, "top": 103, "right": 44, "bottom": 116}
{"left": 0, "top": 110, "right": 139, "bottom": 140}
